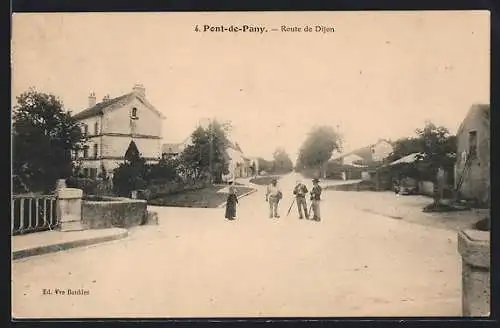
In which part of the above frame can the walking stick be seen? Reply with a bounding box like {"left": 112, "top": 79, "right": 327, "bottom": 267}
{"left": 286, "top": 198, "right": 296, "bottom": 216}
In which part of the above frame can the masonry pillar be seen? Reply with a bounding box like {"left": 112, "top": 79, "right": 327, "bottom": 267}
{"left": 57, "top": 188, "right": 84, "bottom": 232}
{"left": 457, "top": 229, "right": 490, "bottom": 316}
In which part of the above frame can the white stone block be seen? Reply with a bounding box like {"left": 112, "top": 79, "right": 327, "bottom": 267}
{"left": 57, "top": 188, "right": 84, "bottom": 232}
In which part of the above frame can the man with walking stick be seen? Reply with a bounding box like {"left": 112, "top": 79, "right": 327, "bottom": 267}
{"left": 291, "top": 180, "right": 309, "bottom": 219}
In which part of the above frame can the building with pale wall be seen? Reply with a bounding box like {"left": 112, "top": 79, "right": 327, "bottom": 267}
{"left": 455, "top": 104, "right": 490, "bottom": 205}
{"left": 330, "top": 139, "right": 394, "bottom": 166}
{"left": 72, "top": 84, "right": 165, "bottom": 178}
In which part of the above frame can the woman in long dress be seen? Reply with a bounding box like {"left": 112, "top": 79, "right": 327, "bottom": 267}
{"left": 225, "top": 181, "right": 238, "bottom": 220}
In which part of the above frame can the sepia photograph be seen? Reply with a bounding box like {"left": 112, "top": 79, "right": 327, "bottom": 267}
{"left": 11, "top": 11, "right": 490, "bottom": 318}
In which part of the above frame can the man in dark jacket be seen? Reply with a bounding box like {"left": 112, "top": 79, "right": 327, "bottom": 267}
{"left": 293, "top": 180, "right": 309, "bottom": 219}
{"left": 310, "top": 178, "right": 322, "bottom": 221}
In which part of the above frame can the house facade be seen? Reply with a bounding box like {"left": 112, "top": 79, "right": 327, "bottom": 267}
{"left": 327, "top": 139, "right": 393, "bottom": 180}
{"left": 223, "top": 144, "right": 252, "bottom": 181}
{"left": 72, "top": 84, "right": 165, "bottom": 178}
{"left": 331, "top": 139, "right": 393, "bottom": 166}
{"left": 161, "top": 137, "right": 191, "bottom": 159}
{"left": 454, "top": 104, "right": 490, "bottom": 205}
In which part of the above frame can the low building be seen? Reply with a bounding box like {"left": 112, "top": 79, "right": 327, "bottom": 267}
{"left": 454, "top": 104, "right": 490, "bottom": 205}
{"left": 330, "top": 139, "right": 393, "bottom": 166}
{"left": 328, "top": 139, "right": 393, "bottom": 179}
{"left": 72, "top": 84, "right": 165, "bottom": 178}
{"left": 161, "top": 137, "right": 191, "bottom": 159}
{"left": 223, "top": 143, "right": 252, "bottom": 181}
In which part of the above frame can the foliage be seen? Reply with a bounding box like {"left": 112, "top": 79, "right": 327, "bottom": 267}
{"left": 386, "top": 121, "right": 456, "bottom": 183}
{"left": 180, "top": 120, "right": 230, "bottom": 182}
{"left": 386, "top": 137, "right": 422, "bottom": 164}
{"left": 296, "top": 125, "right": 343, "bottom": 170}
{"left": 146, "top": 157, "right": 182, "bottom": 182}
{"left": 257, "top": 158, "right": 275, "bottom": 174}
{"left": 112, "top": 141, "right": 149, "bottom": 196}
{"left": 272, "top": 148, "right": 294, "bottom": 174}
{"left": 12, "top": 89, "right": 86, "bottom": 193}
{"left": 416, "top": 121, "right": 456, "bottom": 172}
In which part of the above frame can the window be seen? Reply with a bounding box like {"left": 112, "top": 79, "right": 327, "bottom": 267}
{"left": 93, "top": 144, "right": 99, "bottom": 158}
{"left": 131, "top": 107, "right": 138, "bottom": 119}
{"left": 82, "top": 124, "right": 88, "bottom": 137}
{"left": 89, "top": 168, "right": 97, "bottom": 179}
{"left": 83, "top": 146, "right": 89, "bottom": 158}
{"left": 94, "top": 122, "right": 99, "bottom": 135}
{"left": 468, "top": 130, "right": 477, "bottom": 159}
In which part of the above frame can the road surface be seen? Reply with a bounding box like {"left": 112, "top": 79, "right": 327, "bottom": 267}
{"left": 12, "top": 173, "right": 461, "bottom": 318}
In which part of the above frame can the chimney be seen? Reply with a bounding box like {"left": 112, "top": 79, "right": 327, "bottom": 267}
{"left": 88, "top": 92, "right": 96, "bottom": 107}
{"left": 133, "top": 83, "right": 146, "bottom": 97}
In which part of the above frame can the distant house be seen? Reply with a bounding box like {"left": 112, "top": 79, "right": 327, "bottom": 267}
{"left": 327, "top": 139, "right": 393, "bottom": 180}
{"left": 223, "top": 142, "right": 252, "bottom": 181}
{"left": 454, "top": 104, "right": 490, "bottom": 205}
{"left": 72, "top": 84, "right": 165, "bottom": 178}
{"left": 161, "top": 137, "right": 191, "bottom": 159}
{"left": 330, "top": 139, "right": 393, "bottom": 166}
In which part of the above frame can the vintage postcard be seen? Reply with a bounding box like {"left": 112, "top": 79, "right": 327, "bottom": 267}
{"left": 11, "top": 11, "right": 490, "bottom": 318}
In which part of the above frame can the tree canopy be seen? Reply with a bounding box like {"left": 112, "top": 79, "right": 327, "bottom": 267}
{"left": 12, "top": 89, "right": 86, "bottom": 192}
{"left": 272, "top": 148, "right": 294, "bottom": 174}
{"left": 180, "top": 120, "right": 230, "bottom": 182}
{"left": 297, "top": 125, "right": 342, "bottom": 170}
{"left": 386, "top": 121, "right": 457, "bottom": 182}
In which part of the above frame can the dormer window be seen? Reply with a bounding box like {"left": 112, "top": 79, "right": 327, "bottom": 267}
{"left": 131, "top": 107, "right": 138, "bottom": 119}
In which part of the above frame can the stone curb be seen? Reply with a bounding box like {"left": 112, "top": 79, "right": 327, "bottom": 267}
{"left": 217, "top": 188, "right": 258, "bottom": 208}
{"left": 457, "top": 229, "right": 491, "bottom": 268}
{"left": 12, "top": 229, "right": 129, "bottom": 260}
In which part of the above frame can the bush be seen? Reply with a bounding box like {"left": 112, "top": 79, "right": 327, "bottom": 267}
{"left": 113, "top": 162, "right": 147, "bottom": 197}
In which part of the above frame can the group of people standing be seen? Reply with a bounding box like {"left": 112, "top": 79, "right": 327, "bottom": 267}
{"left": 225, "top": 177, "right": 322, "bottom": 221}
{"left": 264, "top": 177, "right": 322, "bottom": 221}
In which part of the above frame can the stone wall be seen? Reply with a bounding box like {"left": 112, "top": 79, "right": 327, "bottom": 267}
{"left": 458, "top": 229, "right": 490, "bottom": 316}
{"left": 82, "top": 196, "right": 147, "bottom": 229}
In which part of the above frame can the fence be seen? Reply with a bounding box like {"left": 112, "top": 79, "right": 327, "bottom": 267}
{"left": 12, "top": 195, "right": 58, "bottom": 235}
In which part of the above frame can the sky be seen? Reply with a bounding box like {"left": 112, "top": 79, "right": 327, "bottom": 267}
{"left": 11, "top": 11, "right": 489, "bottom": 161}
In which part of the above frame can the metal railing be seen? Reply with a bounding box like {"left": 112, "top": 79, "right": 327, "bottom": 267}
{"left": 12, "top": 195, "right": 58, "bottom": 235}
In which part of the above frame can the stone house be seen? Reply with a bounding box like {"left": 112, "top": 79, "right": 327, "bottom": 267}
{"left": 161, "top": 137, "right": 191, "bottom": 159}
{"left": 328, "top": 139, "right": 394, "bottom": 179}
{"left": 223, "top": 143, "right": 252, "bottom": 181}
{"left": 72, "top": 84, "right": 165, "bottom": 178}
{"left": 454, "top": 104, "right": 490, "bottom": 205}
{"left": 330, "top": 139, "right": 393, "bottom": 166}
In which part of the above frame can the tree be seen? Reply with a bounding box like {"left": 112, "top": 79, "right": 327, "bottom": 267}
{"left": 297, "top": 125, "right": 343, "bottom": 172}
{"left": 112, "top": 142, "right": 149, "bottom": 197}
{"left": 416, "top": 121, "right": 456, "bottom": 171}
{"left": 180, "top": 119, "right": 230, "bottom": 182}
{"left": 257, "top": 157, "right": 274, "bottom": 174}
{"left": 272, "top": 148, "right": 294, "bottom": 174}
{"left": 12, "top": 88, "right": 86, "bottom": 192}
{"left": 386, "top": 137, "right": 423, "bottom": 164}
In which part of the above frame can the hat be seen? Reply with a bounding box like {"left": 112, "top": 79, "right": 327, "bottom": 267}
{"left": 312, "top": 178, "right": 319, "bottom": 183}
{"left": 271, "top": 178, "right": 277, "bottom": 183}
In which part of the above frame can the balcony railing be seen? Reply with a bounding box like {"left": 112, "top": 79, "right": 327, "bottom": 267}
{"left": 12, "top": 195, "right": 58, "bottom": 235}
